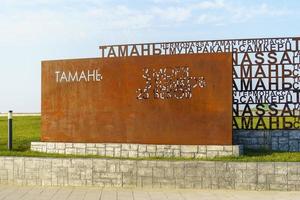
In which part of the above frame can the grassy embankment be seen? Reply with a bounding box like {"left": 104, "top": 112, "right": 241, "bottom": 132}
{"left": 1, "top": 116, "right": 300, "bottom": 161}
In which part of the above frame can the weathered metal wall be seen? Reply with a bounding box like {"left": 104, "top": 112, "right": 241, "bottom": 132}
{"left": 99, "top": 37, "right": 300, "bottom": 130}
{"left": 42, "top": 53, "right": 232, "bottom": 145}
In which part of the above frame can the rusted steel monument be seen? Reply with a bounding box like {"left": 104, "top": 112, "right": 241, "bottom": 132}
{"left": 32, "top": 37, "right": 300, "bottom": 157}
{"left": 42, "top": 53, "right": 232, "bottom": 145}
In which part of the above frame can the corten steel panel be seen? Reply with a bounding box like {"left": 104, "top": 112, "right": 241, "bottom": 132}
{"left": 41, "top": 53, "right": 232, "bottom": 145}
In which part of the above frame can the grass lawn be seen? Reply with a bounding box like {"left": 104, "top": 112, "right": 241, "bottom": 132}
{"left": 0, "top": 116, "right": 40, "bottom": 151}
{"left": 1, "top": 116, "right": 300, "bottom": 162}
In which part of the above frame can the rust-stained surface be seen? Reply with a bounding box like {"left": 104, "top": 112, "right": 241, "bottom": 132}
{"left": 41, "top": 53, "right": 232, "bottom": 145}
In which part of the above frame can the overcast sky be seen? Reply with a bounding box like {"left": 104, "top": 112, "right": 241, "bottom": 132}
{"left": 0, "top": 0, "right": 299, "bottom": 113}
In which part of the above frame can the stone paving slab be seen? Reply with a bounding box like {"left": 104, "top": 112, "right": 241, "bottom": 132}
{"left": 0, "top": 186, "right": 300, "bottom": 200}
{"left": 31, "top": 142, "right": 242, "bottom": 158}
{"left": 4, "top": 156, "right": 300, "bottom": 190}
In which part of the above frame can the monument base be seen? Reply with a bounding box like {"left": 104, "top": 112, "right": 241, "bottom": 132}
{"left": 31, "top": 142, "right": 243, "bottom": 158}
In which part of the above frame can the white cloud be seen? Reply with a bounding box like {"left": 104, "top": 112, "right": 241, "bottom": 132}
{"left": 228, "top": 2, "right": 291, "bottom": 23}
{"left": 150, "top": 0, "right": 225, "bottom": 25}
{"left": 197, "top": 14, "right": 224, "bottom": 25}
{"left": 0, "top": 3, "right": 156, "bottom": 45}
{"left": 87, "top": 5, "right": 154, "bottom": 29}
{"left": 151, "top": 0, "right": 291, "bottom": 27}
{"left": 193, "top": 0, "right": 225, "bottom": 9}
{"left": 151, "top": 0, "right": 181, "bottom": 3}
{"left": 152, "top": 6, "right": 192, "bottom": 23}
{"left": 0, "top": 0, "right": 295, "bottom": 46}
{"left": 192, "top": 1, "right": 291, "bottom": 26}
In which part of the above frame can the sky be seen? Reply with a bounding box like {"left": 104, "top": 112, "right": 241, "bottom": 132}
{"left": 0, "top": 0, "right": 299, "bottom": 113}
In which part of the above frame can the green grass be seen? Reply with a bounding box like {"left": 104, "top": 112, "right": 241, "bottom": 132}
{"left": 1, "top": 116, "right": 300, "bottom": 162}
{"left": 0, "top": 116, "right": 40, "bottom": 151}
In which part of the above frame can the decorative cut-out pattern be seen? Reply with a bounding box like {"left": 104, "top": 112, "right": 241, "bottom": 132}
{"left": 136, "top": 67, "right": 206, "bottom": 100}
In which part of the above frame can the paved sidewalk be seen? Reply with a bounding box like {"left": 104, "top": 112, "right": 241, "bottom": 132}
{"left": 0, "top": 186, "right": 300, "bottom": 200}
